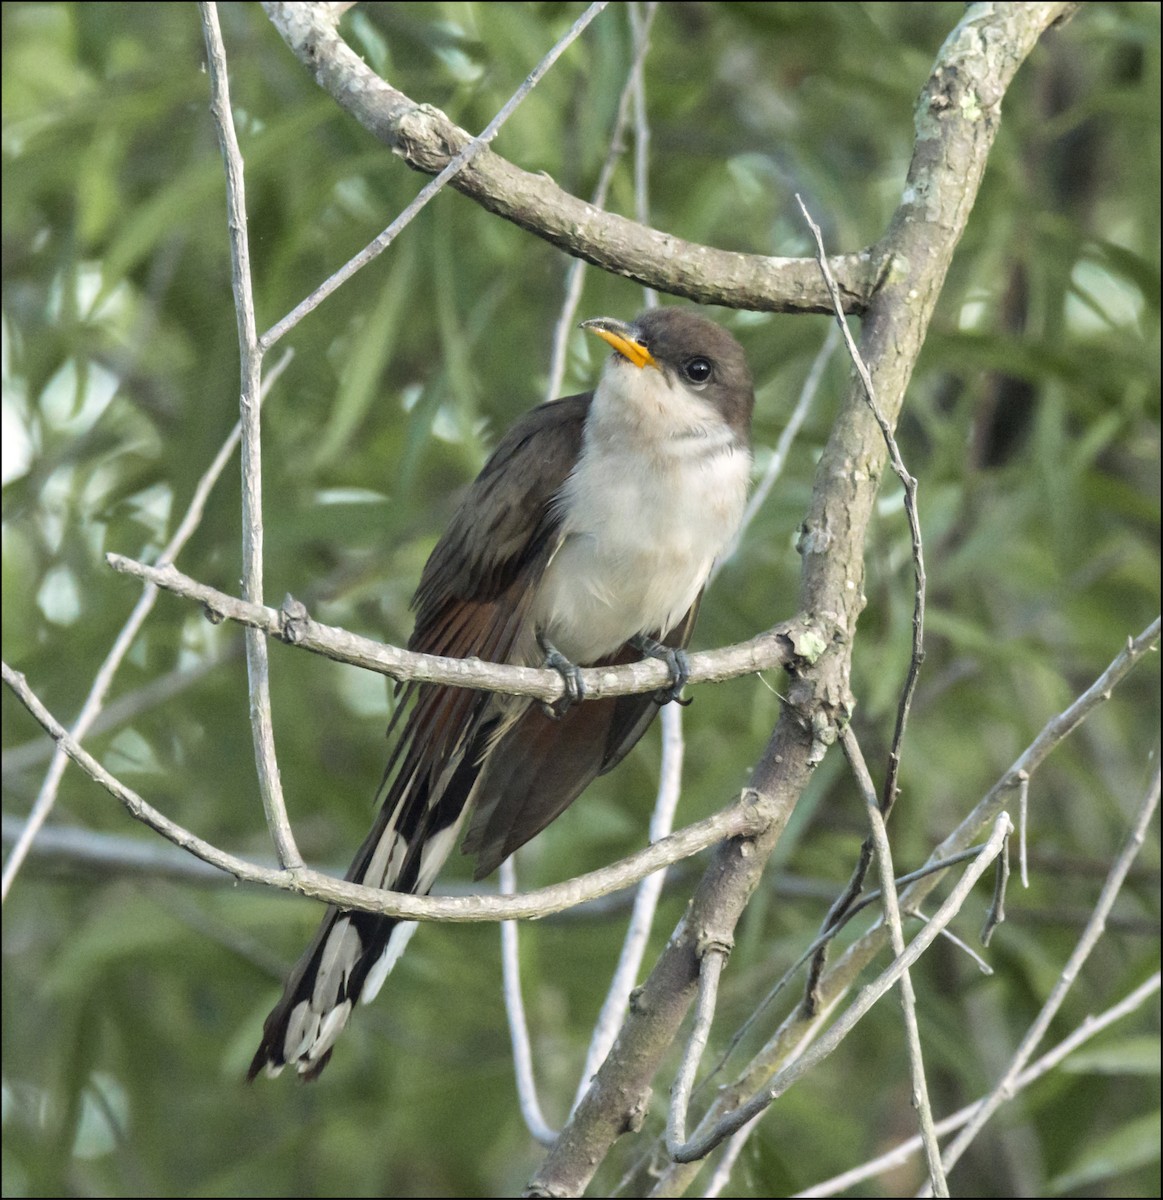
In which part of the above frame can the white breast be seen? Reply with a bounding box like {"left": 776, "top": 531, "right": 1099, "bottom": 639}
{"left": 531, "top": 360, "right": 750, "bottom": 665}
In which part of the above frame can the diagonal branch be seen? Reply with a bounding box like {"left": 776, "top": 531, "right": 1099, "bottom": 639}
{"left": 925, "top": 763, "right": 1161, "bottom": 1189}
{"left": 641, "top": 617, "right": 1158, "bottom": 1198}
{"left": 666, "top": 816, "right": 1013, "bottom": 1166}
{"left": 259, "top": 0, "right": 611, "bottom": 351}
{"left": 798, "top": 970, "right": 1162, "bottom": 1197}
{"left": 530, "top": 4, "right": 1077, "bottom": 1195}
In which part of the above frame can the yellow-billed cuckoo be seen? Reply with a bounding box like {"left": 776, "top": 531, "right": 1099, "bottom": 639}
{"left": 249, "top": 307, "right": 754, "bottom": 1079}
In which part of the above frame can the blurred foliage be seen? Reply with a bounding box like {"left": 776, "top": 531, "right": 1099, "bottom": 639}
{"left": 2, "top": 2, "right": 1159, "bottom": 1197}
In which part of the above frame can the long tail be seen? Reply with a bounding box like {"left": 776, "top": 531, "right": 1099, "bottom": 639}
{"left": 247, "top": 615, "right": 692, "bottom": 1079}
{"left": 247, "top": 678, "right": 495, "bottom": 1081}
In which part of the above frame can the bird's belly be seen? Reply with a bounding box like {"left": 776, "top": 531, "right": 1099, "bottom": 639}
{"left": 531, "top": 445, "right": 749, "bottom": 664}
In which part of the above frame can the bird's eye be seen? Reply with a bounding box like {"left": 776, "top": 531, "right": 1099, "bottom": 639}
{"left": 683, "top": 357, "right": 713, "bottom": 385}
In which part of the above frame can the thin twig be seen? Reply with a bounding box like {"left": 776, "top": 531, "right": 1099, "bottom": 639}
{"left": 908, "top": 906, "right": 993, "bottom": 975}
{"left": 544, "top": 2, "right": 658, "bottom": 402}
{"left": 932, "top": 620, "right": 1159, "bottom": 872}
{"left": 575, "top": 700, "right": 687, "bottom": 1110}
{"left": 500, "top": 857, "right": 559, "bottom": 1146}
{"left": 794, "top": 195, "right": 927, "bottom": 1024}
{"left": 841, "top": 726, "right": 947, "bottom": 1196}
{"left": 797, "top": 971, "right": 1161, "bottom": 1197}
{"left": 260, "top": 1, "right": 611, "bottom": 353}
{"left": 1, "top": 659, "right": 770, "bottom": 923}
{"left": 802, "top": 834, "right": 874, "bottom": 1016}
{"left": 666, "top": 944, "right": 730, "bottom": 1158}
{"left": 980, "top": 826, "right": 1011, "bottom": 946}
{"left": 1016, "top": 769, "right": 1030, "bottom": 887}
{"left": 922, "top": 763, "right": 1161, "bottom": 1190}
{"left": 669, "top": 815, "right": 1012, "bottom": 1164}
{"left": 700, "top": 844, "right": 996, "bottom": 1096}
{"left": 797, "top": 193, "right": 926, "bottom": 822}
{"left": 630, "top": 1, "right": 657, "bottom": 309}
{"left": 200, "top": 3, "right": 301, "bottom": 869}
{"left": 702, "top": 623, "right": 1159, "bottom": 1123}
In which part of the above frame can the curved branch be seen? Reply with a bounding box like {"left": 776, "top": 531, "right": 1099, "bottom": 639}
{"left": 2, "top": 661, "right": 772, "bottom": 924}
{"left": 260, "top": 0, "right": 882, "bottom": 313}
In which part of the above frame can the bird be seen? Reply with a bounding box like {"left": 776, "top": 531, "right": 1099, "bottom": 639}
{"left": 248, "top": 306, "right": 755, "bottom": 1079}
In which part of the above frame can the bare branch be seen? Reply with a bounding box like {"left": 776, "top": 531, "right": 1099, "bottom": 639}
{"left": 669, "top": 816, "right": 1012, "bottom": 1165}
{"left": 798, "top": 971, "right": 1162, "bottom": 1198}
{"left": 644, "top": 618, "right": 1159, "bottom": 1196}
{"left": 200, "top": 2, "right": 301, "bottom": 869}
{"left": 666, "top": 942, "right": 729, "bottom": 1159}
{"left": 544, "top": 2, "right": 659, "bottom": 402}
{"left": 575, "top": 700, "right": 688, "bottom": 1112}
{"left": 1, "top": 660, "right": 771, "bottom": 924}
{"left": 924, "top": 763, "right": 1162, "bottom": 1189}
{"left": 259, "top": 1, "right": 611, "bottom": 351}
{"left": 979, "top": 825, "right": 1012, "bottom": 947}
{"left": 104, "top": 553, "right": 809, "bottom": 700}
{"left": 501, "top": 857, "right": 559, "bottom": 1146}
{"left": 797, "top": 194, "right": 927, "bottom": 823}
{"left": 840, "top": 726, "right": 947, "bottom": 1196}
{"left": 261, "top": 0, "right": 881, "bottom": 314}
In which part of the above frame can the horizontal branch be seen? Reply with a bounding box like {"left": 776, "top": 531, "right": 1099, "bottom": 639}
{"left": 105, "top": 553, "right": 818, "bottom": 700}
{"left": 261, "top": 0, "right": 883, "bottom": 314}
{"left": 2, "top": 661, "right": 773, "bottom": 923}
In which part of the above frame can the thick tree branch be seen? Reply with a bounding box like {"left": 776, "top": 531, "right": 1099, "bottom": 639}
{"left": 529, "top": 4, "right": 1076, "bottom": 1194}
{"left": 261, "top": 0, "right": 882, "bottom": 314}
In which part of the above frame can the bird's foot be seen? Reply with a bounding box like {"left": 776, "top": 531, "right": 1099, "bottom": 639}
{"left": 630, "top": 634, "right": 692, "bottom": 706}
{"left": 538, "top": 634, "right": 585, "bottom": 719}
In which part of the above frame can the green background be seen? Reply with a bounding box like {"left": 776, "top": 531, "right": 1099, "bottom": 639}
{"left": 2, "top": 3, "right": 1159, "bottom": 1196}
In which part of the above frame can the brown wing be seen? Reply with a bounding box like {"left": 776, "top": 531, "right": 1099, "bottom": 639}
{"left": 372, "top": 392, "right": 593, "bottom": 833}
{"left": 412, "top": 393, "right": 593, "bottom": 618}
{"left": 461, "top": 598, "right": 701, "bottom": 880}
{"left": 249, "top": 394, "right": 591, "bottom": 1080}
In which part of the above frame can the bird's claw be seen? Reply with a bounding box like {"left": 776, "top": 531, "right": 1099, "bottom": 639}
{"left": 539, "top": 635, "right": 585, "bottom": 719}
{"left": 631, "top": 635, "right": 691, "bottom": 706}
